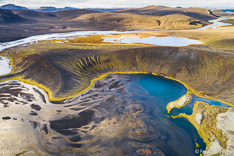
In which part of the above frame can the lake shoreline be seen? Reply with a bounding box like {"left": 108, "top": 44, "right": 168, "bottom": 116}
{"left": 0, "top": 15, "right": 233, "bottom": 156}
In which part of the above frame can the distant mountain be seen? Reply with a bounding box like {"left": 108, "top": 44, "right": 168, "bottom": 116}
{"left": 85, "top": 8, "right": 126, "bottom": 12}
{"left": 0, "top": 4, "right": 127, "bottom": 12}
{"left": 36, "top": 7, "right": 127, "bottom": 12}
{"left": 35, "top": 7, "right": 76, "bottom": 12}
{"left": 0, "top": 4, "right": 28, "bottom": 10}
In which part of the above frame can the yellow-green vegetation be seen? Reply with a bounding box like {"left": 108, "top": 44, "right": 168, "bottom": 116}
{"left": 0, "top": 41, "right": 151, "bottom": 101}
{"left": 0, "top": 37, "right": 233, "bottom": 105}
{"left": 0, "top": 31, "right": 233, "bottom": 156}
{"left": 15, "top": 151, "right": 28, "bottom": 156}
{"left": 1, "top": 40, "right": 148, "bottom": 73}
{"left": 175, "top": 101, "right": 229, "bottom": 148}
{"left": 65, "top": 35, "right": 105, "bottom": 44}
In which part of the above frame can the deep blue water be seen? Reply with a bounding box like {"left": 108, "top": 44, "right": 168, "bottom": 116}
{"left": 192, "top": 95, "right": 229, "bottom": 107}
{"left": 121, "top": 74, "right": 206, "bottom": 155}
{"left": 139, "top": 75, "right": 187, "bottom": 104}
{"left": 138, "top": 75, "right": 229, "bottom": 111}
{"left": 123, "top": 74, "right": 229, "bottom": 155}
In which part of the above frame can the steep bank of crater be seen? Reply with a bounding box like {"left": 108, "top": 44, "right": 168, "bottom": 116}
{"left": 1, "top": 42, "right": 233, "bottom": 105}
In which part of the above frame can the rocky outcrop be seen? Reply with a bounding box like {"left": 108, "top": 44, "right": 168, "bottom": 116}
{"left": 211, "top": 108, "right": 234, "bottom": 156}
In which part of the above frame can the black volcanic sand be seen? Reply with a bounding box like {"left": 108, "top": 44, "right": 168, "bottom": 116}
{"left": 0, "top": 74, "right": 205, "bottom": 156}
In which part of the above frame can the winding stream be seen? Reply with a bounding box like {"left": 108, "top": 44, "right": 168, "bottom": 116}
{"left": 0, "top": 30, "right": 202, "bottom": 78}
{"left": 0, "top": 16, "right": 232, "bottom": 51}
{"left": 1, "top": 16, "right": 231, "bottom": 75}
{"left": 0, "top": 31, "right": 146, "bottom": 51}
{"left": 0, "top": 20, "right": 232, "bottom": 155}
{"left": 199, "top": 17, "right": 232, "bottom": 29}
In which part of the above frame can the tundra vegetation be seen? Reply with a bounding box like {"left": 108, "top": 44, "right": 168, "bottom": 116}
{"left": 0, "top": 5, "right": 234, "bottom": 156}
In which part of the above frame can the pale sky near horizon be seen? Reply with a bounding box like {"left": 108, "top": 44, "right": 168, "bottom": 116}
{"left": 0, "top": 0, "right": 233, "bottom": 9}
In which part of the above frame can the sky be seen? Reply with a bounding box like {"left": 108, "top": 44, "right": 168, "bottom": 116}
{"left": 0, "top": 0, "right": 233, "bottom": 9}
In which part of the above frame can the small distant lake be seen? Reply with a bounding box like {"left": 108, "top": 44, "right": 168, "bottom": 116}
{"left": 102, "top": 36, "right": 202, "bottom": 46}
{"left": 0, "top": 56, "right": 12, "bottom": 76}
{"left": 199, "top": 17, "right": 232, "bottom": 29}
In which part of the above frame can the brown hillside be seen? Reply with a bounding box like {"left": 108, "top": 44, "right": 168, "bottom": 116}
{"left": 0, "top": 9, "right": 35, "bottom": 24}
{"left": 75, "top": 12, "right": 202, "bottom": 30}
{"left": 117, "top": 5, "right": 217, "bottom": 22}
{"left": 0, "top": 6, "right": 219, "bottom": 42}
{"left": 75, "top": 12, "right": 161, "bottom": 30}
{"left": 10, "top": 8, "right": 99, "bottom": 21}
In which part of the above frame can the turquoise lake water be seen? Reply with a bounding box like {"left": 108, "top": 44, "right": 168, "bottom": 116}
{"left": 122, "top": 74, "right": 206, "bottom": 155}
{"left": 124, "top": 74, "right": 229, "bottom": 155}
{"left": 138, "top": 75, "right": 229, "bottom": 111}
{"left": 0, "top": 73, "right": 228, "bottom": 155}
{"left": 139, "top": 75, "right": 187, "bottom": 104}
